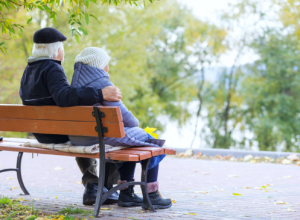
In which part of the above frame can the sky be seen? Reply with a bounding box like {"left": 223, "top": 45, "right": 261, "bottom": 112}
{"left": 179, "top": 0, "right": 233, "bottom": 22}
{"left": 179, "top": 0, "right": 260, "bottom": 67}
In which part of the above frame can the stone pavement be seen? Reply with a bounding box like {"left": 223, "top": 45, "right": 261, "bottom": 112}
{"left": 0, "top": 152, "right": 300, "bottom": 220}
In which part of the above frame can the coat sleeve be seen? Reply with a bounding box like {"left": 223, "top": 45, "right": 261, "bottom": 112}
{"left": 46, "top": 66, "right": 103, "bottom": 107}
{"left": 98, "top": 79, "right": 139, "bottom": 127}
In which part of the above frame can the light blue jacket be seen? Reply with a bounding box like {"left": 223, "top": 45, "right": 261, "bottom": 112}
{"left": 68, "top": 63, "right": 165, "bottom": 169}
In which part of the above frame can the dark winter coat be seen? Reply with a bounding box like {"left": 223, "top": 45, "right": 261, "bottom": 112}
{"left": 19, "top": 57, "right": 104, "bottom": 144}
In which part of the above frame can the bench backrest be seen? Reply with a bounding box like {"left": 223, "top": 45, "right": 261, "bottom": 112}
{"left": 0, "top": 104, "right": 125, "bottom": 138}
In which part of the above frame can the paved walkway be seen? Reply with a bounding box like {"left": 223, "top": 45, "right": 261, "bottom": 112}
{"left": 0, "top": 152, "right": 299, "bottom": 219}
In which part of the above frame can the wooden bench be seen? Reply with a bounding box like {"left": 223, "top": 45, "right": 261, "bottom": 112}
{"left": 0, "top": 104, "right": 176, "bottom": 216}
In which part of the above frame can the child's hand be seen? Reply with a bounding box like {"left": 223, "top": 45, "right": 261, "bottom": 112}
{"left": 103, "top": 86, "right": 122, "bottom": 101}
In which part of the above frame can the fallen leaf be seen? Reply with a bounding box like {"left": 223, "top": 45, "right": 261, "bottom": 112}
{"left": 283, "top": 207, "right": 297, "bottom": 212}
{"left": 100, "top": 208, "right": 110, "bottom": 210}
{"left": 297, "top": 161, "right": 300, "bottom": 166}
{"left": 33, "top": 198, "right": 41, "bottom": 201}
{"left": 5, "top": 177, "right": 12, "bottom": 180}
{"left": 193, "top": 169, "right": 198, "bottom": 172}
{"left": 243, "top": 187, "right": 251, "bottom": 189}
{"left": 54, "top": 166, "right": 64, "bottom": 170}
{"left": 264, "top": 156, "right": 271, "bottom": 161}
{"left": 55, "top": 196, "right": 58, "bottom": 199}
{"left": 171, "top": 200, "right": 176, "bottom": 203}
{"left": 184, "top": 149, "right": 193, "bottom": 156}
{"left": 232, "top": 193, "right": 243, "bottom": 196}
{"left": 281, "top": 159, "right": 292, "bottom": 165}
{"left": 287, "top": 154, "right": 299, "bottom": 161}
{"left": 187, "top": 213, "right": 198, "bottom": 215}
{"left": 11, "top": 187, "right": 18, "bottom": 190}
{"left": 228, "top": 175, "right": 239, "bottom": 177}
{"left": 282, "top": 176, "right": 292, "bottom": 179}
{"left": 194, "top": 190, "right": 209, "bottom": 194}
{"left": 274, "top": 201, "right": 287, "bottom": 205}
{"left": 217, "top": 189, "right": 225, "bottom": 192}
{"left": 74, "top": 181, "right": 82, "bottom": 184}
{"left": 244, "top": 154, "right": 253, "bottom": 161}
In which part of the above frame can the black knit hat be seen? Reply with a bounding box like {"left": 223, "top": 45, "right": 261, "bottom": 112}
{"left": 33, "top": 27, "right": 67, "bottom": 44}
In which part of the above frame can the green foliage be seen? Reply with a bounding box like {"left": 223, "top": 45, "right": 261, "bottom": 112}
{"left": 242, "top": 32, "right": 300, "bottom": 151}
{"left": 0, "top": 0, "right": 157, "bottom": 53}
{"left": 0, "top": 196, "right": 11, "bottom": 206}
{"left": 0, "top": 196, "right": 90, "bottom": 219}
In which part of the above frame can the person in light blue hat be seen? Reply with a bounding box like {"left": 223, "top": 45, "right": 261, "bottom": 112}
{"left": 69, "top": 47, "right": 172, "bottom": 210}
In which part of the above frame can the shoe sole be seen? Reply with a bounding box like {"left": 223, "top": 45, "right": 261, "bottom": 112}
{"left": 142, "top": 203, "right": 172, "bottom": 210}
{"left": 118, "top": 201, "right": 143, "bottom": 207}
{"left": 103, "top": 199, "right": 118, "bottom": 205}
{"left": 83, "top": 195, "right": 118, "bottom": 206}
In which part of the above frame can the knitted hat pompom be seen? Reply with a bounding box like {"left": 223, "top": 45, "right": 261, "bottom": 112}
{"left": 75, "top": 47, "right": 110, "bottom": 70}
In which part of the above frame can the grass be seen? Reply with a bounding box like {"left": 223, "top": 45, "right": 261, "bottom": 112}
{"left": 57, "top": 206, "right": 93, "bottom": 216}
{"left": 0, "top": 196, "right": 92, "bottom": 220}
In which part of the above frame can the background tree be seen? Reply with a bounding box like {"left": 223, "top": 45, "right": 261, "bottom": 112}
{"left": 0, "top": 0, "right": 226, "bottom": 137}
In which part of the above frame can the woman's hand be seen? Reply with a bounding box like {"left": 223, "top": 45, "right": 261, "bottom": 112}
{"left": 102, "top": 86, "right": 122, "bottom": 101}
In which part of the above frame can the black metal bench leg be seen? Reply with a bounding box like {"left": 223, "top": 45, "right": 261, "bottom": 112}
{"left": 141, "top": 159, "right": 156, "bottom": 212}
{"left": 0, "top": 152, "right": 29, "bottom": 195}
{"left": 93, "top": 158, "right": 106, "bottom": 217}
{"left": 16, "top": 152, "right": 29, "bottom": 195}
{"left": 93, "top": 106, "right": 107, "bottom": 217}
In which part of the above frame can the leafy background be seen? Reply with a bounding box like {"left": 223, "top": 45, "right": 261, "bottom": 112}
{"left": 1, "top": 0, "right": 300, "bottom": 152}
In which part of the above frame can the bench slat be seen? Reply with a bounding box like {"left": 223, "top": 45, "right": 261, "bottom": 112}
{"left": 0, "top": 105, "right": 122, "bottom": 123}
{"left": 105, "top": 153, "right": 139, "bottom": 161}
{"left": 108, "top": 150, "right": 152, "bottom": 160}
{"left": 0, "top": 119, "right": 125, "bottom": 138}
{"left": 120, "top": 147, "right": 164, "bottom": 157}
{"left": 163, "top": 148, "right": 176, "bottom": 155}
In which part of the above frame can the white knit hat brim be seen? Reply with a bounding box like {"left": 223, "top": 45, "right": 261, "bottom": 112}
{"left": 74, "top": 47, "right": 110, "bottom": 70}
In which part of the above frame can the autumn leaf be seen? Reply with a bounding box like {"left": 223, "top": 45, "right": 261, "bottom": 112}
{"left": 187, "top": 213, "right": 198, "bottom": 215}
{"left": 283, "top": 207, "right": 297, "bottom": 212}
{"left": 232, "top": 193, "right": 243, "bottom": 196}
{"left": 282, "top": 176, "right": 291, "bottom": 179}
{"left": 275, "top": 201, "right": 287, "bottom": 205}
{"left": 228, "top": 175, "right": 239, "bottom": 177}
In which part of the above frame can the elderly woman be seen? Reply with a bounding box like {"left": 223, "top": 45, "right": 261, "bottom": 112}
{"left": 19, "top": 28, "right": 121, "bottom": 205}
{"left": 69, "top": 47, "right": 172, "bottom": 210}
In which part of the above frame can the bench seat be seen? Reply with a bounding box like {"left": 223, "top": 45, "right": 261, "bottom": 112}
{"left": 0, "top": 138, "right": 176, "bottom": 161}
